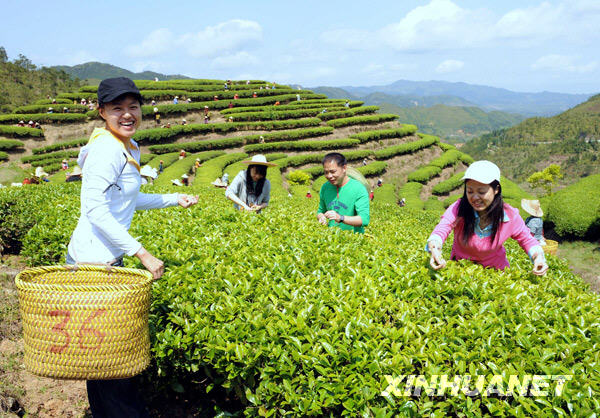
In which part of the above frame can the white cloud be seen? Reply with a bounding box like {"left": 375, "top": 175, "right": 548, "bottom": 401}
{"left": 178, "top": 20, "right": 262, "bottom": 58}
{"left": 320, "top": 0, "right": 600, "bottom": 53}
{"left": 126, "top": 28, "right": 174, "bottom": 58}
{"left": 126, "top": 20, "right": 262, "bottom": 60}
{"left": 130, "top": 61, "right": 169, "bottom": 73}
{"left": 436, "top": 59, "right": 464, "bottom": 73}
{"left": 361, "top": 63, "right": 384, "bottom": 74}
{"left": 210, "top": 51, "right": 259, "bottom": 69}
{"left": 531, "top": 55, "right": 597, "bottom": 73}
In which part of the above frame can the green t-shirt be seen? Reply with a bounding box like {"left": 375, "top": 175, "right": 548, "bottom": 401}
{"left": 318, "top": 177, "right": 370, "bottom": 233}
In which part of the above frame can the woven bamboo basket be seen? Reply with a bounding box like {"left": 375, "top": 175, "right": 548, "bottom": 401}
{"left": 15, "top": 264, "right": 153, "bottom": 380}
{"left": 542, "top": 239, "right": 558, "bottom": 256}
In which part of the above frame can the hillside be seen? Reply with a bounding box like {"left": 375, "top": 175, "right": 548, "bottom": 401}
{"left": 1, "top": 78, "right": 599, "bottom": 416}
{"left": 0, "top": 48, "right": 81, "bottom": 112}
{"left": 318, "top": 79, "right": 591, "bottom": 116}
{"left": 52, "top": 61, "right": 190, "bottom": 83}
{"left": 377, "top": 103, "right": 523, "bottom": 142}
{"left": 461, "top": 94, "right": 600, "bottom": 183}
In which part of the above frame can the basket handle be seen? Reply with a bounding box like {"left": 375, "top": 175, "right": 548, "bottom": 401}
{"left": 64, "top": 262, "right": 117, "bottom": 273}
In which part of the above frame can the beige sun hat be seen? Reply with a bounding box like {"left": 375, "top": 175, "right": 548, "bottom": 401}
{"left": 241, "top": 154, "right": 278, "bottom": 167}
{"left": 521, "top": 199, "right": 543, "bottom": 217}
{"left": 70, "top": 166, "right": 82, "bottom": 176}
{"left": 34, "top": 167, "right": 49, "bottom": 178}
{"left": 171, "top": 179, "right": 183, "bottom": 186}
{"left": 181, "top": 174, "right": 189, "bottom": 179}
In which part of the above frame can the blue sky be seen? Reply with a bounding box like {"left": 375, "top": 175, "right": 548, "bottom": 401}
{"left": 2, "top": 0, "right": 598, "bottom": 94}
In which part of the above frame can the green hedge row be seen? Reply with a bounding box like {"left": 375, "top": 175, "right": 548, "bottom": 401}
{"left": 288, "top": 99, "right": 363, "bottom": 107}
{"left": 0, "top": 113, "right": 87, "bottom": 124}
{"left": 546, "top": 174, "right": 600, "bottom": 238}
{"left": 22, "top": 150, "right": 79, "bottom": 164}
{"left": 154, "top": 151, "right": 225, "bottom": 187}
{"left": 221, "top": 108, "right": 328, "bottom": 122}
{"left": 398, "top": 181, "right": 424, "bottom": 210}
{"left": 244, "top": 138, "right": 360, "bottom": 153}
{"left": 142, "top": 88, "right": 304, "bottom": 101}
{"left": 139, "top": 154, "right": 155, "bottom": 165}
{"left": 193, "top": 152, "right": 248, "bottom": 186}
{"left": 13, "top": 104, "right": 89, "bottom": 114}
{"left": 133, "top": 118, "right": 322, "bottom": 144}
{"left": 0, "top": 126, "right": 45, "bottom": 138}
{"left": 219, "top": 103, "right": 347, "bottom": 115}
{"left": 357, "top": 161, "right": 387, "bottom": 177}
{"left": 80, "top": 82, "right": 283, "bottom": 93}
{"left": 148, "top": 127, "right": 334, "bottom": 154}
{"left": 32, "top": 138, "right": 87, "bottom": 154}
{"left": 0, "top": 139, "right": 25, "bottom": 151}
{"left": 350, "top": 125, "right": 418, "bottom": 143}
{"left": 147, "top": 152, "right": 180, "bottom": 171}
{"left": 373, "top": 134, "right": 438, "bottom": 159}
{"left": 407, "top": 165, "right": 442, "bottom": 183}
{"left": 432, "top": 171, "right": 465, "bottom": 195}
{"left": 438, "top": 142, "right": 456, "bottom": 151}
{"left": 429, "top": 149, "right": 463, "bottom": 169}
{"left": 33, "top": 98, "right": 72, "bottom": 105}
{"left": 326, "top": 114, "right": 398, "bottom": 128}
{"left": 0, "top": 151, "right": 8, "bottom": 161}
{"left": 316, "top": 106, "right": 379, "bottom": 121}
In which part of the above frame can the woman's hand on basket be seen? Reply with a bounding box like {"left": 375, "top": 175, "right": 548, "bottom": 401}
{"left": 135, "top": 247, "right": 164, "bottom": 280}
{"left": 178, "top": 194, "right": 199, "bottom": 208}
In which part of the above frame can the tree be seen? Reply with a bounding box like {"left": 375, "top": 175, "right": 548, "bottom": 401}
{"left": 527, "top": 164, "right": 563, "bottom": 196}
{"left": 0, "top": 46, "right": 7, "bottom": 63}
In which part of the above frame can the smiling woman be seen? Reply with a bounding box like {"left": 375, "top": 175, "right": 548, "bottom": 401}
{"left": 65, "top": 77, "right": 200, "bottom": 417}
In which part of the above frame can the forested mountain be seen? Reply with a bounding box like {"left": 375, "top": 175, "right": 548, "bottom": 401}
{"left": 377, "top": 103, "right": 523, "bottom": 142}
{"left": 52, "top": 62, "right": 190, "bottom": 83}
{"left": 461, "top": 94, "right": 600, "bottom": 183}
{"left": 0, "top": 47, "right": 81, "bottom": 112}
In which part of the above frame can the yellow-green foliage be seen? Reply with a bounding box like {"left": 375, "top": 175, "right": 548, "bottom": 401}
{"left": 288, "top": 170, "right": 311, "bottom": 186}
{"left": 546, "top": 173, "right": 600, "bottom": 238}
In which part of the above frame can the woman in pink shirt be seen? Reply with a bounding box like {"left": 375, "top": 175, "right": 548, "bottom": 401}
{"left": 427, "top": 161, "right": 548, "bottom": 275}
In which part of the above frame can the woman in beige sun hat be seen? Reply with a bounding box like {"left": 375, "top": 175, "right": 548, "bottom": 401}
{"left": 225, "top": 154, "right": 277, "bottom": 212}
{"left": 521, "top": 199, "right": 545, "bottom": 244}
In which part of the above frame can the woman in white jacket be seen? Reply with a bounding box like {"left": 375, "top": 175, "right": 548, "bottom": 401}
{"left": 66, "top": 77, "right": 198, "bottom": 417}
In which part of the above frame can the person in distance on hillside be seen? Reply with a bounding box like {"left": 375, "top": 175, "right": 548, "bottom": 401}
{"left": 426, "top": 160, "right": 548, "bottom": 275}
{"left": 66, "top": 77, "right": 199, "bottom": 417}
{"left": 521, "top": 199, "right": 546, "bottom": 245}
{"left": 225, "top": 154, "right": 276, "bottom": 212}
{"left": 317, "top": 152, "right": 370, "bottom": 234}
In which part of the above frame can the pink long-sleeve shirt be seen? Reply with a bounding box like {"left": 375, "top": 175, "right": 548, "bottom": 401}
{"left": 428, "top": 200, "right": 541, "bottom": 270}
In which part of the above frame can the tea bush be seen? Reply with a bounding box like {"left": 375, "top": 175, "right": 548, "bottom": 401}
{"left": 432, "top": 172, "right": 465, "bottom": 195}
{"left": 327, "top": 114, "right": 398, "bottom": 128}
{"left": 374, "top": 135, "right": 438, "bottom": 159}
{"left": 32, "top": 138, "right": 87, "bottom": 154}
{"left": 0, "top": 126, "right": 44, "bottom": 138}
{"left": 0, "top": 113, "right": 87, "bottom": 124}
{"left": 287, "top": 170, "right": 311, "bottom": 186}
{"left": 0, "top": 139, "right": 25, "bottom": 151}
{"left": 0, "top": 151, "right": 8, "bottom": 161}
{"left": 317, "top": 106, "right": 379, "bottom": 121}
{"left": 244, "top": 138, "right": 360, "bottom": 153}
{"left": 398, "top": 181, "right": 425, "bottom": 210}
{"left": 350, "top": 125, "right": 418, "bottom": 143}
{"left": 546, "top": 173, "right": 600, "bottom": 238}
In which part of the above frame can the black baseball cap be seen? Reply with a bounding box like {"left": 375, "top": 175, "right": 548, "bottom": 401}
{"left": 97, "top": 77, "right": 143, "bottom": 106}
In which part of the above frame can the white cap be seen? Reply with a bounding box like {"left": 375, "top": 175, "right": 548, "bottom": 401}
{"left": 462, "top": 160, "right": 501, "bottom": 184}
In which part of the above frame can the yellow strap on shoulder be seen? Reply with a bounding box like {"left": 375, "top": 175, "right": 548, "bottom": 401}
{"left": 89, "top": 128, "right": 141, "bottom": 172}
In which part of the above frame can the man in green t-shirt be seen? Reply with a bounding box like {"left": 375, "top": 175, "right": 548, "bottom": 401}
{"left": 317, "top": 152, "right": 370, "bottom": 233}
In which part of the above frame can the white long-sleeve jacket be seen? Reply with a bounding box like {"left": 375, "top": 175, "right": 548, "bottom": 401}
{"left": 67, "top": 128, "right": 178, "bottom": 263}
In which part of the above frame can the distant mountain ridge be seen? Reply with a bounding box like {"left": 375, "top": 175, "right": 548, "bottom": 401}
{"left": 311, "top": 80, "right": 592, "bottom": 116}
{"left": 52, "top": 62, "right": 190, "bottom": 82}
